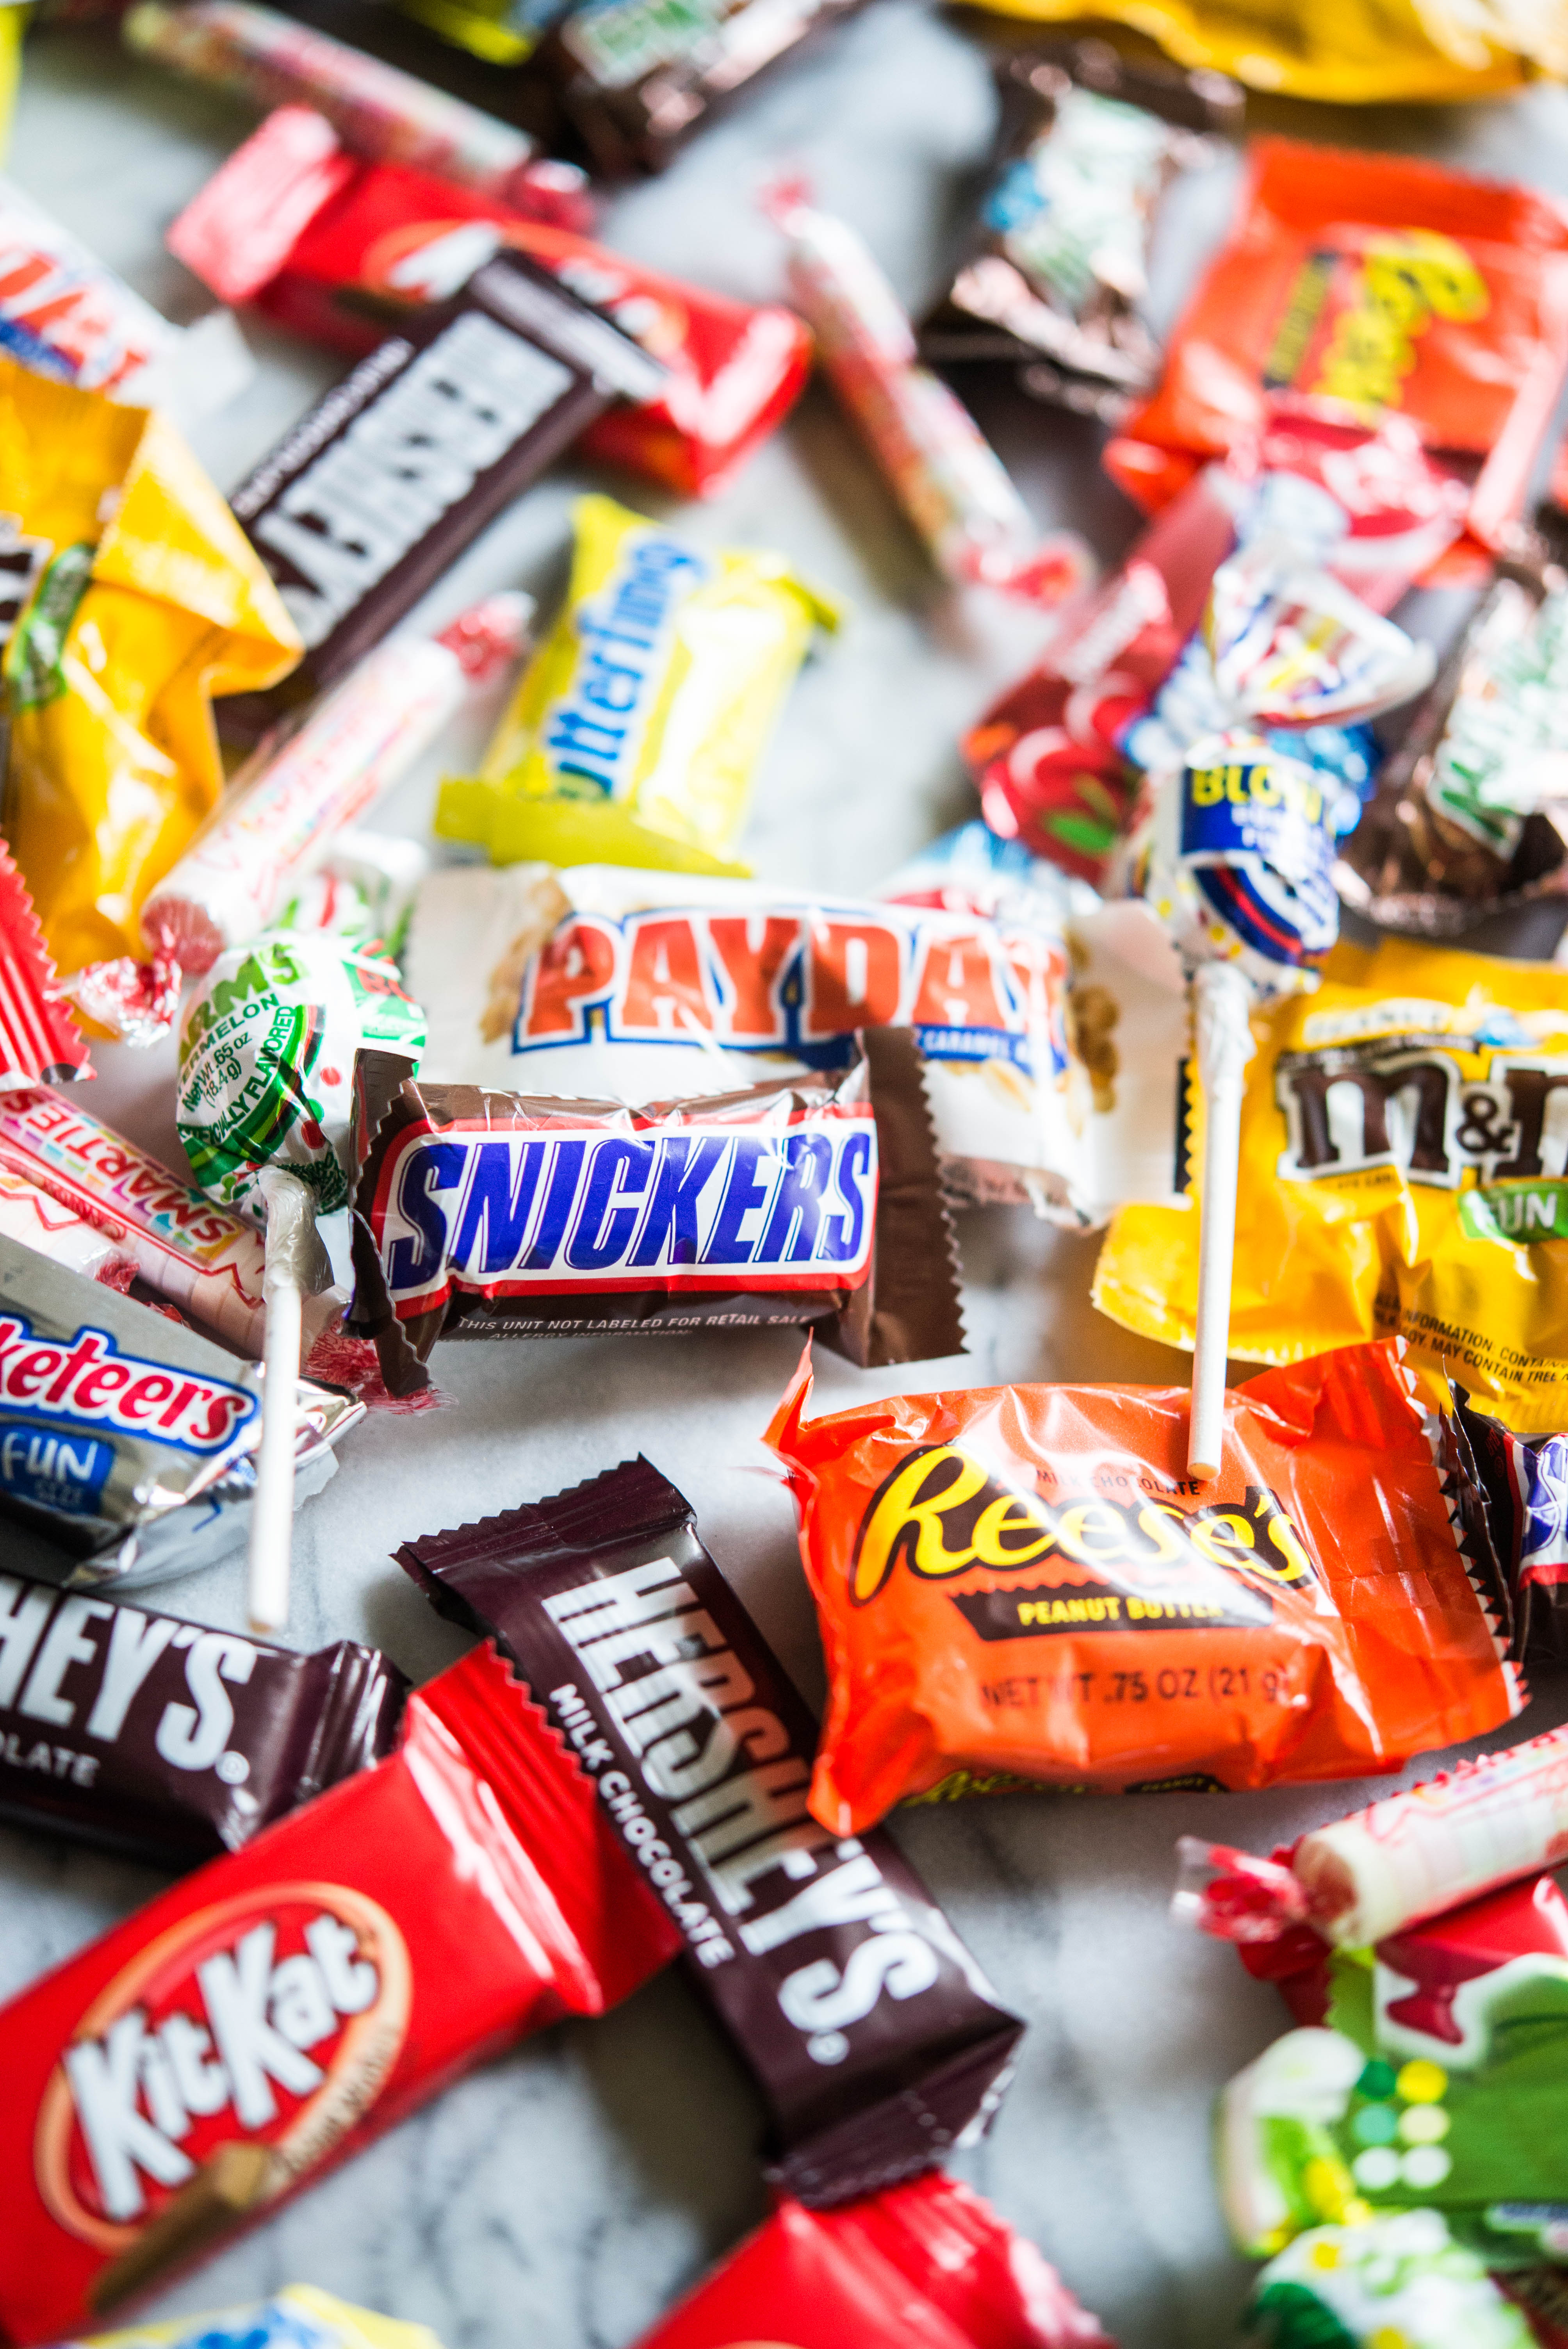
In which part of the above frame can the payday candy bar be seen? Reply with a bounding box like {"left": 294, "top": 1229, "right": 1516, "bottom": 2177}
{"left": 628, "top": 2172, "right": 1113, "bottom": 2347}
{"left": 397, "top": 1456, "right": 1023, "bottom": 2205}
{"left": 0, "top": 1639, "right": 678, "bottom": 2345}
{"left": 347, "top": 1030, "right": 964, "bottom": 1396}
{"left": 0, "top": 1568, "right": 404, "bottom": 1870}
{"left": 217, "top": 249, "right": 663, "bottom": 740}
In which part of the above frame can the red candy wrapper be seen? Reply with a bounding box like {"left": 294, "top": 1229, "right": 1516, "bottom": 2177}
{"left": 169, "top": 106, "right": 811, "bottom": 497}
{"left": 0, "top": 1640, "right": 677, "bottom": 2344}
{"left": 0, "top": 844, "right": 91, "bottom": 1089}
{"left": 630, "top": 2173, "right": 1115, "bottom": 2348}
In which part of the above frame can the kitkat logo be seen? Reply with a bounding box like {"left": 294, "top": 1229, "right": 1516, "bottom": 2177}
{"left": 35, "top": 1885, "right": 411, "bottom": 2249}
{"left": 0, "top": 1312, "right": 256, "bottom": 1454}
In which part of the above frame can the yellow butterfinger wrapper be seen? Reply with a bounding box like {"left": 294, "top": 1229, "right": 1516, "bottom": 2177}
{"left": 437, "top": 492, "right": 836, "bottom": 876}
{"left": 961, "top": 0, "right": 1564, "bottom": 102}
{"left": 1094, "top": 936, "right": 1568, "bottom": 1435}
{"left": 0, "top": 361, "right": 301, "bottom": 976}
{"left": 74, "top": 2284, "right": 445, "bottom": 2349}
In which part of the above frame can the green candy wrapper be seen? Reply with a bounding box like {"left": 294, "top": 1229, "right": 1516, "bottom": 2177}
{"left": 1242, "top": 2211, "right": 1537, "bottom": 2347}
{"left": 178, "top": 932, "right": 425, "bottom": 1223}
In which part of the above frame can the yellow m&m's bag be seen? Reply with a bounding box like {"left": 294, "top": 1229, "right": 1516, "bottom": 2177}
{"left": 1094, "top": 936, "right": 1568, "bottom": 1433}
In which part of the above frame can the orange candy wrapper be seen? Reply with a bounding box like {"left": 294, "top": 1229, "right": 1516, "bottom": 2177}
{"left": 1106, "top": 140, "right": 1568, "bottom": 563}
{"left": 764, "top": 1341, "right": 1523, "bottom": 1832}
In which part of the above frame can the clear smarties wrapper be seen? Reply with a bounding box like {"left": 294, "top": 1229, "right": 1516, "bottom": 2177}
{"left": 404, "top": 859, "right": 1088, "bottom": 1215}
{"left": 397, "top": 1457, "right": 1023, "bottom": 2206}
{"left": 763, "top": 1339, "right": 1522, "bottom": 1832}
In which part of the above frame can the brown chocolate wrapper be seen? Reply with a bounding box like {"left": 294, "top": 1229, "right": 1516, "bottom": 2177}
{"left": 919, "top": 42, "right": 1241, "bottom": 421}
{"left": 218, "top": 250, "right": 665, "bottom": 742}
{"left": 0, "top": 1568, "right": 406, "bottom": 1870}
{"left": 539, "top": 0, "right": 866, "bottom": 175}
{"left": 1335, "top": 547, "right": 1568, "bottom": 934}
{"left": 347, "top": 1028, "right": 965, "bottom": 1397}
{"left": 395, "top": 1454, "right": 1024, "bottom": 2203}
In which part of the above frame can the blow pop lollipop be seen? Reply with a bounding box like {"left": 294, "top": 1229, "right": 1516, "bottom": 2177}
{"left": 1119, "top": 521, "right": 1433, "bottom": 1479}
{"left": 177, "top": 931, "right": 425, "bottom": 1630}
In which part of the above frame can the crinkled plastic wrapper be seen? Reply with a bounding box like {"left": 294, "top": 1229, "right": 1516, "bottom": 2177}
{"left": 1094, "top": 934, "right": 1568, "bottom": 1435}
{"left": 764, "top": 1338, "right": 1522, "bottom": 1832}
{"left": 437, "top": 494, "right": 835, "bottom": 873}
{"left": 960, "top": 0, "right": 1563, "bottom": 104}
{"left": 0, "top": 362, "right": 302, "bottom": 978}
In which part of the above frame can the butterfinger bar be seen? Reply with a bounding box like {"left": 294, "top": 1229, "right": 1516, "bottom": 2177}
{"left": 397, "top": 1456, "right": 1023, "bottom": 2205}
{"left": 0, "top": 1564, "right": 404, "bottom": 1870}
{"left": 0, "top": 1640, "right": 678, "bottom": 2345}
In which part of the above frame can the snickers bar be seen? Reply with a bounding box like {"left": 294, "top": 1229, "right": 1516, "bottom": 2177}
{"left": 219, "top": 250, "right": 664, "bottom": 739}
{"left": 397, "top": 1456, "right": 1025, "bottom": 2205}
{"left": 0, "top": 1569, "right": 404, "bottom": 1870}
{"left": 347, "top": 1029, "right": 965, "bottom": 1396}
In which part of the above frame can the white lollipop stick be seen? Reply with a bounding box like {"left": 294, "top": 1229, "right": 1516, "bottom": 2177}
{"left": 1188, "top": 961, "right": 1256, "bottom": 1481}
{"left": 247, "top": 1166, "right": 315, "bottom": 1633}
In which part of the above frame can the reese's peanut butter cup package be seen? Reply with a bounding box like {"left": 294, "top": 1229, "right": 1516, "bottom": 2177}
{"left": 1094, "top": 935, "right": 1568, "bottom": 1435}
{"left": 764, "top": 1339, "right": 1522, "bottom": 1831}
{"left": 0, "top": 362, "right": 302, "bottom": 978}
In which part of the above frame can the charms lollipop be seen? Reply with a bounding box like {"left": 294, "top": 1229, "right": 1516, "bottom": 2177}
{"left": 177, "top": 930, "right": 425, "bottom": 1629}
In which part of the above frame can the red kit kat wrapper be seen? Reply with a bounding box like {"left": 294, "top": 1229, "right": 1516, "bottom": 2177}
{"left": 169, "top": 107, "right": 811, "bottom": 497}
{"left": 0, "top": 1641, "right": 678, "bottom": 2345}
{"left": 396, "top": 1456, "right": 1024, "bottom": 2206}
{"left": 629, "top": 2172, "right": 1115, "bottom": 2347}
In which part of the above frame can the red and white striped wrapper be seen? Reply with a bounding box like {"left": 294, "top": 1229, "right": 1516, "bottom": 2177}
{"left": 0, "top": 844, "right": 91, "bottom": 1090}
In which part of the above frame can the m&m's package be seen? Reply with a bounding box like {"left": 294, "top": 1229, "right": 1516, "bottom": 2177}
{"left": 763, "top": 1338, "right": 1522, "bottom": 1830}
{"left": 1093, "top": 936, "right": 1568, "bottom": 1433}
{"left": 1103, "top": 140, "right": 1568, "bottom": 561}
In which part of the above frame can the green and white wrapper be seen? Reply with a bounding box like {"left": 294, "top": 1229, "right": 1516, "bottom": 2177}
{"left": 176, "top": 932, "right": 426, "bottom": 1225}
{"left": 1242, "top": 2212, "right": 1536, "bottom": 2348}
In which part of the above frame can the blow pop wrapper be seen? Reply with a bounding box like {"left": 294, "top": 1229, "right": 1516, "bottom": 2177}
{"left": 1094, "top": 935, "right": 1568, "bottom": 1434}
{"left": 1105, "top": 140, "right": 1568, "bottom": 561}
{"left": 766, "top": 180, "right": 1091, "bottom": 604}
{"left": 437, "top": 495, "right": 835, "bottom": 873}
{"left": 1217, "top": 1868, "right": 1568, "bottom": 2267}
{"left": 0, "top": 1235, "right": 360, "bottom": 1590}
{"left": 1337, "top": 552, "right": 1568, "bottom": 932}
{"left": 920, "top": 45, "right": 1241, "bottom": 421}
{"left": 398, "top": 1457, "right": 1023, "bottom": 2205}
{"left": 763, "top": 1339, "right": 1521, "bottom": 1830}
{"left": 0, "top": 362, "right": 303, "bottom": 978}
{"left": 169, "top": 107, "right": 811, "bottom": 497}
{"left": 69, "top": 2287, "right": 445, "bottom": 2349}
{"left": 628, "top": 2172, "right": 1113, "bottom": 2347}
{"left": 405, "top": 855, "right": 1089, "bottom": 1215}
{"left": 1241, "top": 2214, "right": 1538, "bottom": 2348}
{"left": 0, "top": 1640, "right": 679, "bottom": 2345}
{"left": 347, "top": 1029, "right": 965, "bottom": 1394}
{"left": 177, "top": 932, "right": 426, "bottom": 1226}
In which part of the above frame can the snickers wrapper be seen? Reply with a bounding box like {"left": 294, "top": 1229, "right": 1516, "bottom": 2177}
{"left": 347, "top": 1029, "right": 965, "bottom": 1397}
{"left": 0, "top": 1566, "right": 405, "bottom": 1870}
{"left": 0, "top": 1641, "right": 679, "bottom": 2345}
{"left": 0, "top": 1235, "right": 362, "bottom": 1589}
{"left": 396, "top": 1456, "right": 1025, "bottom": 2206}
{"left": 219, "top": 250, "right": 665, "bottom": 741}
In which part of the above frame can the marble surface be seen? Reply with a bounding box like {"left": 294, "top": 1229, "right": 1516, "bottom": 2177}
{"left": 9, "top": 14, "right": 1568, "bottom": 2347}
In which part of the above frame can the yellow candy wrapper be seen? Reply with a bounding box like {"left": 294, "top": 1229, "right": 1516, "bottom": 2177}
{"left": 0, "top": 361, "right": 301, "bottom": 977}
{"left": 962, "top": 0, "right": 1563, "bottom": 102}
{"left": 73, "top": 2285, "right": 444, "bottom": 2349}
{"left": 1094, "top": 935, "right": 1568, "bottom": 1434}
{"left": 437, "top": 492, "right": 836, "bottom": 876}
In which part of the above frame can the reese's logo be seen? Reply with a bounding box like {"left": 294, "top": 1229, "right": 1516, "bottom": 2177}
{"left": 848, "top": 1445, "right": 1317, "bottom": 1636}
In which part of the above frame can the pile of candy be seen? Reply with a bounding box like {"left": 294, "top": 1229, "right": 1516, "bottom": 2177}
{"left": 4, "top": 2, "right": 1568, "bottom": 2345}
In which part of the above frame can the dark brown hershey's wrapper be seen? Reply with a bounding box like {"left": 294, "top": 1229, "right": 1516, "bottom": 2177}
{"left": 347, "top": 1030, "right": 965, "bottom": 1397}
{"left": 0, "top": 1569, "right": 406, "bottom": 1870}
{"left": 217, "top": 250, "right": 665, "bottom": 741}
{"left": 396, "top": 1456, "right": 1023, "bottom": 2204}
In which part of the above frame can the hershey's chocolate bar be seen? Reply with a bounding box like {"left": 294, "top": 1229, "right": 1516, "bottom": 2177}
{"left": 219, "top": 250, "right": 665, "bottom": 739}
{"left": 396, "top": 1456, "right": 1023, "bottom": 2205}
{"left": 0, "top": 1569, "right": 406, "bottom": 1869}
